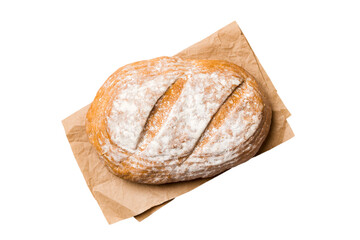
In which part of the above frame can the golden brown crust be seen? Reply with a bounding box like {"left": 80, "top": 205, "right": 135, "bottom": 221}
{"left": 86, "top": 57, "right": 271, "bottom": 184}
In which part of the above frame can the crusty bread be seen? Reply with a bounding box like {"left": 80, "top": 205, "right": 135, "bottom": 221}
{"left": 85, "top": 56, "right": 271, "bottom": 184}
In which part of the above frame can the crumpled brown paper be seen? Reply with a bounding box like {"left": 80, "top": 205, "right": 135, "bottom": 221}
{"left": 62, "top": 21, "right": 294, "bottom": 224}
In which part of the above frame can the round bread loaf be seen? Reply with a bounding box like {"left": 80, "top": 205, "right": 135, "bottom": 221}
{"left": 86, "top": 56, "right": 271, "bottom": 184}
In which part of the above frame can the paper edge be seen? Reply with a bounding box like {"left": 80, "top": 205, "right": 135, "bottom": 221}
{"left": 134, "top": 199, "right": 173, "bottom": 222}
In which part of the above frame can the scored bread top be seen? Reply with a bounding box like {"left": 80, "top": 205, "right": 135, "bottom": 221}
{"left": 86, "top": 56, "right": 271, "bottom": 184}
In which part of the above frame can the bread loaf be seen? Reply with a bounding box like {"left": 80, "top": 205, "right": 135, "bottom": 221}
{"left": 86, "top": 56, "right": 271, "bottom": 184}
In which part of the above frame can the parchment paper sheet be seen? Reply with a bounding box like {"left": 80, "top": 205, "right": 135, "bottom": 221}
{"left": 62, "top": 21, "right": 294, "bottom": 224}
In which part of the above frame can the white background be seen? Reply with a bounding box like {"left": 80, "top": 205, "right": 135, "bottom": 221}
{"left": 1, "top": 0, "right": 359, "bottom": 239}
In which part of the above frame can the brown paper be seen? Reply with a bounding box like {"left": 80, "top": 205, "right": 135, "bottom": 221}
{"left": 62, "top": 21, "right": 294, "bottom": 224}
